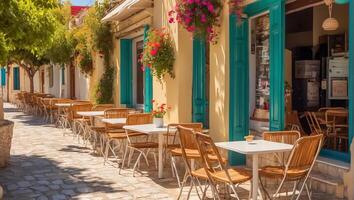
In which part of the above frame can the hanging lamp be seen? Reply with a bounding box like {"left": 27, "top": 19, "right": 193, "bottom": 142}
{"left": 322, "top": 0, "right": 339, "bottom": 31}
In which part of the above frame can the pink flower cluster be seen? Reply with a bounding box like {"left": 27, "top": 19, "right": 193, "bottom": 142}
{"left": 168, "top": 0, "right": 223, "bottom": 43}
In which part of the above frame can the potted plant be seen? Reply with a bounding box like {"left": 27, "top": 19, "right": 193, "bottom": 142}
{"left": 151, "top": 100, "right": 171, "bottom": 128}
{"left": 141, "top": 28, "right": 175, "bottom": 82}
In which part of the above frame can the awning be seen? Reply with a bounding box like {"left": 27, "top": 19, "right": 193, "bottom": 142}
{"left": 101, "top": 0, "right": 152, "bottom": 22}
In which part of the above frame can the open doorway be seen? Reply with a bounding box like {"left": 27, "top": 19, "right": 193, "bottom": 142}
{"left": 285, "top": 2, "right": 350, "bottom": 158}
{"left": 132, "top": 38, "right": 145, "bottom": 110}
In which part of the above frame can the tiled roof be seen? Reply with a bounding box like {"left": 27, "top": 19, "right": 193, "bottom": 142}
{"left": 71, "top": 6, "right": 89, "bottom": 16}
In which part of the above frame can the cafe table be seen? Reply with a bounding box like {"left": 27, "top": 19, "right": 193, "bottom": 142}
{"left": 77, "top": 111, "right": 104, "bottom": 117}
{"left": 216, "top": 140, "right": 293, "bottom": 200}
{"left": 76, "top": 111, "right": 105, "bottom": 126}
{"left": 123, "top": 124, "right": 171, "bottom": 179}
{"left": 101, "top": 118, "right": 126, "bottom": 124}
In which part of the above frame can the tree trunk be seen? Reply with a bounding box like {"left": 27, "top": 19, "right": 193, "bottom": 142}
{"left": 29, "top": 76, "right": 34, "bottom": 93}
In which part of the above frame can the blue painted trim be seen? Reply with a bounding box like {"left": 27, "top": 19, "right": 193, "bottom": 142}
{"left": 229, "top": 14, "right": 249, "bottom": 166}
{"left": 120, "top": 39, "right": 133, "bottom": 107}
{"left": 13, "top": 67, "right": 20, "bottom": 90}
{"left": 320, "top": 149, "right": 350, "bottom": 163}
{"left": 1, "top": 67, "right": 6, "bottom": 86}
{"left": 269, "top": 1, "right": 285, "bottom": 130}
{"left": 192, "top": 36, "right": 207, "bottom": 125}
{"left": 244, "top": 0, "right": 280, "bottom": 17}
{"left": 143, "top": 25, "right": 153, "bottom": 112}
{"left": 348, "top": 0, "right": 354, "bottom": 163}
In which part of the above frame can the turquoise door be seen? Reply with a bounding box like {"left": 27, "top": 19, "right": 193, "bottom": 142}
{"left": 230, "top": 0, "right": 353, "bottom": 163}
{"left": 229, "top": 0, "right": 285, "bottom": 165}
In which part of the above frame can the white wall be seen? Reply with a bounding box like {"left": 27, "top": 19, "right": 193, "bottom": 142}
{"left": 74, "top": 67, "right": 89, "bottom": 100}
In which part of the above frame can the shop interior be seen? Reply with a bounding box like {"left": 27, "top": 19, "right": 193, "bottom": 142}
{"left": 249, "top": 1, "right": 350, "bottom": 153}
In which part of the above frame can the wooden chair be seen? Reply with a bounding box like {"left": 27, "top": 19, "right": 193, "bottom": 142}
{"left": 325, "top": 110, "right": 349, "bottom": 151}
{"left": 194, "top": 131, "right": 252, "bottom": 200}
{"left": 176, "top": 126, "right": 209, "bottom": 200}
{"left": 165, "top": 123, "right": 203, "bottom": 187}
{"left": 285, "top": 111, "right": 306, "bottom": 135}
{"left": 92, "top": 104, "right": 115, "bottom": 111}
{"left": 101, "top": 108, "right": 132, "bottom": 165}
{"left": 259, "top": 134, "right": 323, "bottom": 200}
{"left": 70, "top": 103, "right": 93, "bottom": 143}
{"left": 305, "top": 112, "right": 324, "bottom": 135}
{"left": 263, "top": 131, "right": 301, "bottom": 166}
{"left": 120, "top": 113, "right": 156, "bottom": 176}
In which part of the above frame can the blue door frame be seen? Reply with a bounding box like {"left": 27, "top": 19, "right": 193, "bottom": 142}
{"left": 229, "top": 0, "right": 352, "bottom": 164}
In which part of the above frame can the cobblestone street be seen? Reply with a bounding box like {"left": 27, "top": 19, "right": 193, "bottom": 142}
{"left": 0, "top": 103, "right": 181, "bottom": 200}
{"left": 0, "top": 103, "right": 344, "bottom": 200}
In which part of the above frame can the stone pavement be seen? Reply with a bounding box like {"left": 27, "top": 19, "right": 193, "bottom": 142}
{"left": 0, "top": 103, "right": 343, "bottom": 200}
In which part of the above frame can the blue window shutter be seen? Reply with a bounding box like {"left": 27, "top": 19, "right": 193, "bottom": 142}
{"left": 229, "top": 14, "right": 249, "bottom": 166}
{"left": 120, "top": 39, "right": 133, "bottom": 107}
{"left": 143, "top": 25, "right": 153, "bottom": 112}
{"left": 13, "top": 67, "right": 20, "bottom": 90}
{"left": 61, "top": 67, "right": 65, "bottom": 85}
{"left": 269, "top": 1, "right": 285, "bottom": 131}
{"left": 192, "top": 36, "right": 207, "bottom": 125}
{"left": 348, "top": 1, "right": 354, "bottom": 162}
{"left": 1, "top": 67, "right": 6, "bottom": 86}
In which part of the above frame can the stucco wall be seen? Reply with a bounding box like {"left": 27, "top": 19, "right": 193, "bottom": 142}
{"left": 208, "top": 1, "right": 230, "bottom": 142}
{"left": 152, "top": 0, "right": 193, "bottom": 124}
{"left": 89, "top": 52, "right": 105, "bottom": 102}
{"left": 113, "top": 38, "right": 121, "bottom": 107}
{"left": 74, "top": 66, "right": 90, "bottom": 100}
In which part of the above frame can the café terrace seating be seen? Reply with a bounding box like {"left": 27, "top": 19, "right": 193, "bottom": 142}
{"left": 13, "top": 91, "right": 326, "bottom": 200}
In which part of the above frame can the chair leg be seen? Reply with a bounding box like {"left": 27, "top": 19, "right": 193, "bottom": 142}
{"left": 295, "top": 175, "right": 311, "bottom": 200}
{"left": 132, "top": 152, "right": 143, "bottom": 177}
{"left": 119, "top": 145, "right": 129, "bottom": 174}
{"left": 177, "top": 172, "right": 189, "bottom": 200}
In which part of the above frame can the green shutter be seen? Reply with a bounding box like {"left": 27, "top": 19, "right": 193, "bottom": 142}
{"left": 192, "top": 36, "right": 207, "bottom": 125}
{"left": 269, "top": 1, "right": 285, "bottom": 131}
{"left": 348, "top": 1, "right": 354, "bottom": 162}
{"left": 120, "top": 39, "right": 133, "bottom": 107}
{"left": 143, "top": 25, "right": 153, "bottom": 112}
{"left": 1, "top": 67, "right": 6, "bottom": 86}
{"left": 229, "top": 14, "right": 249, "bottom": 166}
{"left": 13, "top": 67, "right": 20, "bottom": 90}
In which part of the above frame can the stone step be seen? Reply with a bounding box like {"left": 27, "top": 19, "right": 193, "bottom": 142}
{"left": 310, "top": 171, "right": 346, "bottom": 199}
{"left": 313, "top": 157, "right": 350, "bottom": 180}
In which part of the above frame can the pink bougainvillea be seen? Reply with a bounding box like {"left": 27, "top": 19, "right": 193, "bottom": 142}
{"left": 229, "top": 0, "right": 244, "bottom": 21}
{"left": 168, "top": 0, "right": 223, "bottom": 43}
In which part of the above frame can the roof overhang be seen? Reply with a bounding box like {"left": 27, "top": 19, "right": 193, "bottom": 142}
{"left": 101, "top": 0, "right": 153, "bottom": 23}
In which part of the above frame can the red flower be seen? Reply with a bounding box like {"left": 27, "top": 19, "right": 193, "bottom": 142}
{"left": 150, "top": 48, "right": 158, "bottom": 56}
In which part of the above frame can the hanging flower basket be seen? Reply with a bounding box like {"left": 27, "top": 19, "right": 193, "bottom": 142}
{"left": 141, "top": 28, "right": 175, "bottom": 81}
{"left": 168, "top": 0, "right": 223, "bottom": 43}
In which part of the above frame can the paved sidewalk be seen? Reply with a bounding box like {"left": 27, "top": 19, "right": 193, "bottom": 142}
{"left": 0, "top": 103, "right": 343, "bottom": 200}
{"left": 0, "top": 103, "right": 179, "bottom": 200}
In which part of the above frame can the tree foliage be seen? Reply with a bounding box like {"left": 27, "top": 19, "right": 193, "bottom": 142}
{"left": 0, "top": 0, "right": 60, "bottom": 92}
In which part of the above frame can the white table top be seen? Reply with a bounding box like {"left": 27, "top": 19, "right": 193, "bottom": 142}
{"left": 123, "top": 124, "right": 168, "bottom": 134}
{"left": 101, "top": 118, "right": 126, "bottom": 124}
{"left": 55, "top": 103, "right": 72, "bottom": 107}
{"left": 216, "top": 140, "right": 293, "bottom": 155}
{"left": 77, "top": 111, "right": 104, "bottom": 117}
